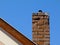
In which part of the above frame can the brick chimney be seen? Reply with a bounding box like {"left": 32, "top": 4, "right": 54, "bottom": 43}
{"left": 32, "top": 10, "right": 50, "bottom": 45}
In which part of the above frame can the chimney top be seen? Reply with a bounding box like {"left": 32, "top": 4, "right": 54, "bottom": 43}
{"left": 38, "top": 10, "right": 42, "bottom": 12}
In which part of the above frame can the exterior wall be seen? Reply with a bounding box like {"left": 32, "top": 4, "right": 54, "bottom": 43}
{"left": 0, "top": 41, "right": 4, "bottom": 45}
{"left": 32, "top": 11, "right": 50, "bottom": 45}
{"left": 0, "top": 28, "right": 23, "bottom": 45}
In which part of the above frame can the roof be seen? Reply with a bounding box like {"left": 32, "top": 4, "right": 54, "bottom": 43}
{"left": 0, "top": 18, "right": 36, "bottom": 45}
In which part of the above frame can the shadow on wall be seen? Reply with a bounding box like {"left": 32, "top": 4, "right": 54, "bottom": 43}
{"left": 0, "top": 41, "right": 5, "bottom": 45}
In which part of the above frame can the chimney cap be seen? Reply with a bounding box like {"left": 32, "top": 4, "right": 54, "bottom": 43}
{"left": 38, "top": 10, "right": 43, "bottom": 12}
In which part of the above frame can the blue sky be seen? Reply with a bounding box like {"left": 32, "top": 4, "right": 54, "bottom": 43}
{"left": 0, "top": 0, "right": 60, "bottom": 45}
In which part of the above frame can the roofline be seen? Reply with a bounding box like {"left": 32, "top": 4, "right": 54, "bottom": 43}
{"left": 0, "top": 18, "right": 36, "bottom": 45}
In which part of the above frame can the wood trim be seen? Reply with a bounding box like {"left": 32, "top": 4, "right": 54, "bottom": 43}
{"left": 0, "top": 18, "right": 36, "bottom": 45}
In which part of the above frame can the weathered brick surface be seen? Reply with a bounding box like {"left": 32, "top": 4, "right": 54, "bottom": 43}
{"left": 32, "top": 11, "right": 50, "bottom": 45}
